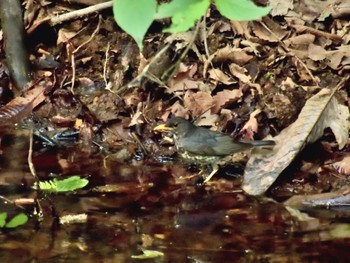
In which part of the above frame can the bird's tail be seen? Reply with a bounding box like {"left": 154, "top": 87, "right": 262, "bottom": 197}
{"left": 240, "top": 140, "right": 275, "bottom": 147}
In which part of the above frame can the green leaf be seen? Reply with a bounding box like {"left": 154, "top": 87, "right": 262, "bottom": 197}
{"left": 215, "top": 0, "right": 271, "bottom": 21}
{"left": 0, "top": 212, "right": 7, "bottom": 228}
{"left": 155, "top": 0, "right": 189, "bottom": 19}
{"left": 5, "top": 213, "right": 28, "bottom": 228}
{"left": 38, "top": 176, "right": 89, "bottom": 193}
{"left": 164, "top": 0, "right": 210, "bottom": 33}
{"left": 113, "top": 0, "right": 157, "bottom": 50}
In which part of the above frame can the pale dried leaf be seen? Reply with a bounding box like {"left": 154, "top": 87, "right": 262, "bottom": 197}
{"left": 184, "top": 91, "right": 213, "bottom": 117}
{"left": 308, "top": 44, "right": 327, "bottom": 61}
{"left": 168, "top": 64, "right": 208, "bottom": 93}
{"left": 251, "top": 17, "right": 288, "bottom": 42}
{"left": 211, "top": 89, "right": 243, "bottom": 114}
{"left": 284, "top": 33, "right": 315, "bottom": 47}
{"left": 240, "top": 109, "right": 261, "bottom": 140}
{"left": 333, "top": 155, "right": 350, "bottom": 175}
{"left": 195, "top": 111, "right": 219, "bottom": 127}
{"left": 242, "top": 87, "right": 350, "bottom": 196}
{"left": 208, "top": 68, "right": 235, "bottom": 85}
{"left": 213, "top": 45, "right": 253, "bottom": 65}
{"left": 269, "top": 0, "right": 294, "bottom": 16}
{"left": 57, "top": 28, "right": 78, "bottom": 45}
{"left": 228, "top": 64, "right": 251, "bottom": 83}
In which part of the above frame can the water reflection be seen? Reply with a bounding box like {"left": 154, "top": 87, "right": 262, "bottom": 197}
{"left": 0, "top": 134, "right": 349, "bottom": 262}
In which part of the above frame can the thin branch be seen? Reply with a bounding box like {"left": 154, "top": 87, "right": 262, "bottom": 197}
{"left": 50, "top": 1, "right": 113, "bottom": 26}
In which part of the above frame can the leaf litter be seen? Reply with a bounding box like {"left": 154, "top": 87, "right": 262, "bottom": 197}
{"left": 0, "top": 1, "right": 350, "bottom": 260}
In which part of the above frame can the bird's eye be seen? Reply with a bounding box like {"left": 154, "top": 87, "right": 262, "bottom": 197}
{"left": 173, "top": 123, "right": 178, "bottom": 127}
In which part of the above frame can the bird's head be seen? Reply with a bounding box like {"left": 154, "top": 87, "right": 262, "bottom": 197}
{"left": 153, "top": 117, "right": 194, "bottom": 138}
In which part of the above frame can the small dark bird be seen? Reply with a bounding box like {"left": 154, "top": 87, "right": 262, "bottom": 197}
{"left": 154, "top": 117, "right": 275, "bottom": 183}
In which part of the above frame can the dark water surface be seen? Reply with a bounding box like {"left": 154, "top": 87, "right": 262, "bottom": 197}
{"left": 0, "top": 132, "right": 349, "bottom": 263}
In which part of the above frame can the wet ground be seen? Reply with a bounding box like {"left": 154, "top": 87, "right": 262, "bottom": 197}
{"left": 0, "top": 129, "right": 350, "bottom": 263}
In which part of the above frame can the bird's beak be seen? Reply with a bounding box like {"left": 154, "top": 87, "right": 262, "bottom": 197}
{"left": 153, "top": 124, "right": 173, "bottom": 132}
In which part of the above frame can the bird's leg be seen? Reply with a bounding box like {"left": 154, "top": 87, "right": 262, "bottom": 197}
{"left": 203, "top": 163, "right": 219, "bottom": 184}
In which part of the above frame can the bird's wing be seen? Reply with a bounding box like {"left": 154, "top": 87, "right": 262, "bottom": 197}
{"left": 183, "top": 128, "right": 252, "bottom": 156}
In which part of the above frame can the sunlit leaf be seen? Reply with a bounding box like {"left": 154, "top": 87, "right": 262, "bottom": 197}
{"left": 0, "top": 212, "right": 7, "bottom": 228}
{"left": 38, "top": 176, "right": 89, "bottom": 193}
{"left": 131, "top": 249, "right": 164, "bottom": 259}
{"left": 215, "top": 0, "right": 271, "bottom": 21}
{"left": 5, "top": 213, "right": 28, "bottom": 228}
{"left": 163, "top": 0, "right": 210, "bottom": 33}
{"left": 113, "top": 0, "right": 157, "bottom": 50}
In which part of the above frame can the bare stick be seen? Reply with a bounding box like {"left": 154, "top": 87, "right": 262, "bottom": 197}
{"left": 50, "top": 1, "right": 113, "bottom": 26}
{"left": 70, "top": 15, "right": 102, "bottom": 92}
{"left": 28, "top": 129, "right": 38, "bottom": 180}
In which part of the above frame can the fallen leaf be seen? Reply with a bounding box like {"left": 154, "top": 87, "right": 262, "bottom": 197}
{"left": 240, "top": 109, "right": 261, "bottom": 140}
{"left": 208, "top": 68, "right": 235, "bottom": 85}
{"left": 211, "top": 89, "right": 243, "bottom": 114}
{"left": 269, "top": 0, "right": 294, "bottom": 16}
{"left": 228, "top": 64, "right": 251, "bottom": 83}
{"left": 242, "top": 84, "right": 350, "bottom": 196}
{"left": 184, "top": 91, "right": 213, "bottom": 117}
{"left": 333, "top": 155, "right": 350, "bottom": 175}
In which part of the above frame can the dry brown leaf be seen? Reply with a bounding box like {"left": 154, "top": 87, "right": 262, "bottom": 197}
{"left": 228, "top": 63, "right": 251, "bottom": 83}
{"left": 211, "top": 89, "right": 243, "bottom": 114}
{"left": 57, "top": 28, "right": 78, "bottom": 45}
{"left": 242, "top": 86, "right": 350, "bottom": 196}
{"left": 0, "top": 81, "right": 48, "bottom": 125}
{"left": 251, "top": 17, "right": 288, "bottom": 42}
{"left": 167, "top": 101, "right": 188, "bottom": 120}
{"left": 269, "top": 0, "right": 294, "bottom": 16}
{"left": 207, "top": 21, "right": 231, "bottom": 35}
{"left": 168, "top": 64, "right": 208, "bottom": 93}
{"left": 208, "top": 68, "right": 235, "bottom": 85}
{"left": 213, "top": 45, "right": 253, "bottom": 65}
{"left": 195, "top": 111, "right": 219, "bottom": 127}
{"left": 284, "top": 34, "right": 315, "bottom": 47}
{"left": 240, "top": 109, "right": 261, "bottom": 140}
{"left": 308, "top": 44, "right": 327, "bottom": 61}
{"left": 184, "top": 91, "right": 213, "bottom": 117}
{"left": 333, "top": 156, "right": 350, "bottom": 175}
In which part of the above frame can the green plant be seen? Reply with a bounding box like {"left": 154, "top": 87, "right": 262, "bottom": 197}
{"left": 36, "top": 176, "right": 89, "bottom": 193}
{"left": 0, "top": 212, "right": 28, "bottom": 228}
{"left": 113, "top": 0, "right": 271, "bottom": 49}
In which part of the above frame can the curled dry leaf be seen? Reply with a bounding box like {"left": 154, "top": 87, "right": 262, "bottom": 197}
{"left": 269, "top": 0, "right": 294, "bottom": 16}
{"left": 228, "top": 64, "right": 251, "bottom": 83}
{"left": 333, "top": 155, "right": 350, "bottom": 175}
{"left": 242, "top": 85, "right": 350, "bottom": 196}
{"left": 251, "top": 17, "right": 288, "bottom": 43}
{"left": 213, "top": 45, "right": 253, "bottom": 65}
{"left": 208, "top": 68, "right": 235, "bottom": 85}
{"left": 211, "top": 89, "right": 243, "bottom": 114}
{"left": 167, "top": 64, "right": 208, "bottom": 93}
{"left": 0, "top": 81, "right": 48, "bottom": 125}
{"left": 240, "top": 109, "right": 261, "bottom": 140}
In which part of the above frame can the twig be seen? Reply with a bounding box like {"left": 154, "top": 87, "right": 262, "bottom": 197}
{"left": 103, "top": 42, "right": 111, "bottom": 86}
{"left": 291, "top": 24, "right": 343, "bottom": 42}
{"left": 50, "top": 1, "right": 113, "bottom": 26}
{"left": 28, "top": 129, "right": 39, "bottom": 180}
{"left": 115, "top": 43, "right": 171, "bottom": 94}
{"left": 70, "top": 15, "right": 102, "bottom": 92}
